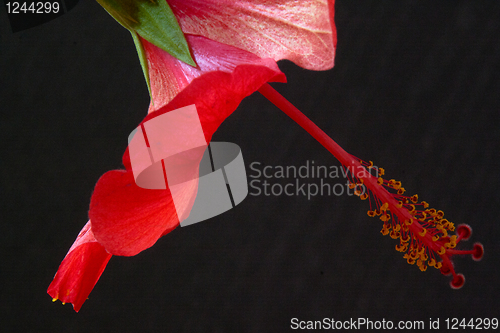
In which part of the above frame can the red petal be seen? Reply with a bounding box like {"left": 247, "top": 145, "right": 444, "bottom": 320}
{"left": 90, "top": 64, "right": 285, "bottom": 256}
{"left": 145, "top": 34, "right": 285, "bottom": 112}
{"left": 169, "top": 0, "right": 336, "bottom": 70}
{"left": 89, "top": 169, "right": 188, "bottom": 256}
{"left": 47, "top": 222, "right": 112, "bottom": 312}
{"left": 155, "top": 64, "right": 285, "bottom": 142}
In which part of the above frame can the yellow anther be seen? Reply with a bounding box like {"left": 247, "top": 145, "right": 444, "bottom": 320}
{"left": 400, "top": 234, "right": 410, "bottom": 243}
{"left": 438, "top": 246, "right": 446, "bottom": 255}
{"left": 437, "top": 210, "right": 444, "bottom": 218}
{"left": 393, "top": 181, "right": 402, "bottom": 190}
{"left": 360, "top": 193, "right": 369, "bottom": 200}
{"left": 407, "top": 257, "right": 416, "bottom": 265}
{"left": 390, "top": 230, "right": 400, "bottom": 239}
{"left": 419, "top": 264, "right": 428, "bottom": 272}
{"left": 435, "top": 262, "right": 442, "bottom": 269}
{"left": 396, "top": 243, "right": 409, "bottom": 252}
{"left": 418, "top": 228, "right": 427, "bottom": 237}
{"left": 437, "top": 227, "right": 448, "bottom": 237}
{"left": 348, "top": 182, "right": 356, "bottom": 189}
{"left": 428, "top": 208, "right": 437, "bottom": 216}
{"left": 397, "top": 201, "right": 403, "bottom": 208}
{"left": 367, "top": 210, "right": 376, "bottom": 217}
{"left": 395, "top": 244, "right": 406, "bottom": 252}
{"left": 377, "top": 177, "right": 383, "bottom": 185}
{"left": 354, "top": 189, "right": 362, "bottom": 196}
{"left": 411, "top": 194, "right": 418, "bottom": 203}
{"left": 368, "top": 161, "right": 374, "bottom": 168}
{"left": 52, "top": 298, "right": 58, "bottom": 302}
{"left": 432, "top": 234, "right": 440, "bottom": 242}
{"left": 442, "top": 219, "right": 455, "bottom": 232}
{"left": 381, "top": 224, "right": 391, "bottom": 236}
{"left": 428, "top": 258, "right": 436, "bottom": 267}
{"left": 421, "top": 201, "right": 429, "bottom": 208}
{"left": 375, "top": 209, "right": 382, "bottom": 216}
{"left": 380, "top": 213, "right": 391, "bottom": 222}
{"left": 379, "top": 168, "right": 385, "bottom": 176}
{"left": 407, "top": 204, "right": 415, "bottom": 212}
{"left": 380, "top": 202, "right": 389, "bottom": 211}
{"left": 394, "top": 224, "right": 401, "bottom": 232}
{"left": 420, "top": 253, "right": 428, "bottom": 261}
{"left": 404, "top": 219, "right": 413, "bottom": 226}
{"left": 388, "top": 179, "right": 396, "bottom": 186}
{"left": 446, "top": 236, "right": 457, "bottom": 249}
{"left": 397, "top": 187, "right": 406, "bottom": 195}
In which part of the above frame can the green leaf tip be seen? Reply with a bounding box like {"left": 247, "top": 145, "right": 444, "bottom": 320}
{"left": 130, "top": 30, "right": 152, "bottom": 99}
{"left": 96, "top": 0, "right": 196, "bottom": 67}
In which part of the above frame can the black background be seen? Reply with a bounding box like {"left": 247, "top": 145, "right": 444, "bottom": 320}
{"left": 1, "top": 1, "right": 499, "bottom": 332}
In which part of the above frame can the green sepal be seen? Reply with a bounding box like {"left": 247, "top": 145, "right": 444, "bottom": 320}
{"left": 96, "top": 0, "right": 196, "bottom": 67}
{"left": 130, "top": 30, "right": 152, "bottom": 99}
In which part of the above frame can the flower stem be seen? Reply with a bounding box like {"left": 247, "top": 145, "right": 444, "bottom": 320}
{"left": 258, "top": 83, "right": 393, "bottom": 206}
{"left": 258, "top": 83, "right": 438, "bottom": 253}
{"left": 258, "top": 83, "right": 356, "bottom": 168}
{"left": 258, "top": 83, "right": 390, "bottom": 205}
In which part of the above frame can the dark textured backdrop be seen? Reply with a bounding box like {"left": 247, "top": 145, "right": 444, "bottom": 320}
{"left": 1, "top": 1, "right": 499, "bottom": 332}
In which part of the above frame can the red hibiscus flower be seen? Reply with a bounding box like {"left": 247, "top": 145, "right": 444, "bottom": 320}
{"left": 49, "top": 0, "right": 483, "bottom": 313}
{"left": 48, "top": 0, "right": 336, "bottom": 312}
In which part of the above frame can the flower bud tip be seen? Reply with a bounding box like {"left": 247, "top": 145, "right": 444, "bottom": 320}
{"left": 456, "top": 224, "right": 472, "bottom": 241}
{"left": 472, "top": 243, "right": 484, "bottom": 261}
{"left": 450, "top": 273, "right": 465, "bottom": 289}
